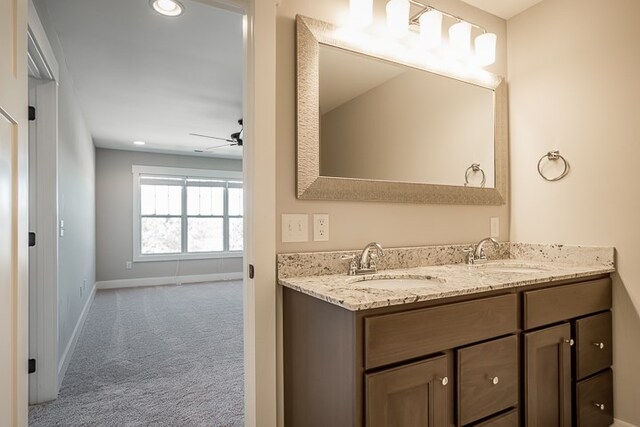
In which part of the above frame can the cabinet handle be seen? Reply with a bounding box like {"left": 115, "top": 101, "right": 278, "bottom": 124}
{"left": 438, "top": 376, "right": 448, "bottom": 386}
{"left": 593, "top": 402, "right": 605, "bottom": 411}
{"left": 489, "top": 376, "right": 499, "bottom": 385}
{"left": 592, "top": 342, "right": 605, "bottom": 350}
{"left": 564, "top": 338, "right": 575, "bottom": 346}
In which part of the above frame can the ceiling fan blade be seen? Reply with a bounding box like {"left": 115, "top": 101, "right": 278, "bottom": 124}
{"left": 189, "top": 132, "right": 233, "bottom": 142}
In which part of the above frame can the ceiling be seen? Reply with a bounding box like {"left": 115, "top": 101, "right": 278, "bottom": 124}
{"left": 36, "top": 0, "right": 243, "bottom": 158}
{"left": 460, "top": 0, "right": 545, "bottom": 19}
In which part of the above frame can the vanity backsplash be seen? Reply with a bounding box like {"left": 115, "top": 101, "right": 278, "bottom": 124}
{"left": 277, "top": 242, "right": 614, "bottom": 279}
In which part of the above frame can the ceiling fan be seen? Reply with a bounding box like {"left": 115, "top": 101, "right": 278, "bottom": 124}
{"left": 190, "top": 118, "right": 243, "bottom": 152}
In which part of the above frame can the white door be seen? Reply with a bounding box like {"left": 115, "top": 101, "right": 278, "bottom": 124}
{"left": 0, "top": 0, "right": 30, "bottom": 425}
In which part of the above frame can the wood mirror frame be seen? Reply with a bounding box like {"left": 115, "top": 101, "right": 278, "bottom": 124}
{"left": 296, "top": 15, "right": 508, "bottom": 205}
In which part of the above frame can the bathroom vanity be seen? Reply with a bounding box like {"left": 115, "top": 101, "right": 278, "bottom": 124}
{"left": 279, "top": 244, "right": 615, "bottom": 427}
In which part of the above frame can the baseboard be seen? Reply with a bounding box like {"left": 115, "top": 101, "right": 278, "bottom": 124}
{"left": 57, "top": 283, "right": 96, "bottom": 389}
{"left": 95, "top": 272, "right": 243, "bottom": 290}
{"left": 614, "top": 419, "right": 639, "bottom": 427}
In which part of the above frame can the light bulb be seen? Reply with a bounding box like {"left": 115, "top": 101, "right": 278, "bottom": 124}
{"left": 419, "top": 10, "right": 442, "bottom": 50}
{"left": 350, "top": 0, "right": 373, "bottom": 28}
{"left": 151, "top": 0, "right": 184, "bottom": 17}
{"left": 386, "top": 0, "right": 410, "bottom": 38}
{"left": 449, "top": 21, "right": 472, "bottom": 58}
{"left": 475, "top": 32, "right": 497, "bottom": 66}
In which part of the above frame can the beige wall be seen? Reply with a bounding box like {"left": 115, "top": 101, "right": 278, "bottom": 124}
{"left": 321, "top": 68, "right": 495, "bottom": 187}
{"left": 95, "top": 148, "right": 243, "bottom": 282}
{"left": 276, "top": 0, "right": 509, "bottom": 254}
{"left": 507, "top": 0, "right": 640, "bottom": 424}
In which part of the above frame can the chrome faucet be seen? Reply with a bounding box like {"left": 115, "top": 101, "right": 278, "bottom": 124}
{"left": 465, "top": 237, "right": 500, "bottom": 265}
{"left": 342, "top": 242, "right": 385, "bottom": 275}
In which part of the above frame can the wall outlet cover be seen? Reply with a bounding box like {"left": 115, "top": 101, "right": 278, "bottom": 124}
{"left": 490, "top": 217, "right": 500, "bottom": 238}
{"left": 313, "top": 214, "right": 329, "bottom": 242}
{"left": 282, "top": 214, "right": 309, "bottom": 243}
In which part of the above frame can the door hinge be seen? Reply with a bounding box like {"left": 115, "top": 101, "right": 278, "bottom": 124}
{"left": 28, "top": 106, "right": 36, "bottom": 121}
{"left": 249, "top": 264, "right": 255, "bottom": 279}
{"left": 28, "top": 359, "right": 36, "bottom": 374}
{"left": 29, "top": 232, "right": 36, "bottom": 247}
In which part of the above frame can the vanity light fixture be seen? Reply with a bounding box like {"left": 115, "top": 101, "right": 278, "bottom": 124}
{"left": 418, "top": 9, "right": 442, "bottom": 49}
{"left": 349, "top": 0, "right": 373, "bottom": 28}
{"left": 386, "top": 0, "right": 410, "bottom": 38}
{"left": 449, "top": 21, "right": 472, "bottom": 58}
{"left": 150, "top": 0, "right": 184, "bottom": 17}
{"left": 409, "top": 1, "right": 497, "bottom": 65}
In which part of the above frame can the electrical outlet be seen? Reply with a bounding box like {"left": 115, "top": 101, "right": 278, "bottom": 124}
{"left": 313, "top": 214, "right": 329, "bottom": 242}
{"left": 281, "top": 214, "right": 309, "bottom": 243}
{"left": 126, "top": 261, "right": 132, "bottom": 270}
{"left": 490, "top": 217, "right": 500, "bottom": 238}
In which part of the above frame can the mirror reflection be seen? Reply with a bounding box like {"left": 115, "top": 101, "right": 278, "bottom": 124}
{"left": 319, "top": 44, "right": 495, "bottom": 188}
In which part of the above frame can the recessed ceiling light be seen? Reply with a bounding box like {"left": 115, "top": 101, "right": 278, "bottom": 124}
{"left": 150, "top": 0, "right": 184, "bottom": 17}
{"left": 133, "top": 140, "right": 146, "bottom": 146}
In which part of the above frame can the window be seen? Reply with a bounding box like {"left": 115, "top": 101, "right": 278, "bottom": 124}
{"left": 133, "top": 166, "right": 243, "bottom": 261}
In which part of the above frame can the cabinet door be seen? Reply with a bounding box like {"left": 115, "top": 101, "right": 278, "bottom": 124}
{"left": 524, "top": 323, "right": 573, "bottom": 427}
{"left": 366, "top": 354, "right": 450, "bottom": 427}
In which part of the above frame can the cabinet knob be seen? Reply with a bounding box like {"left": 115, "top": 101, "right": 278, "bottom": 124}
{"left": 593, "top": 342, "right": 605, "bottom": 350}
{"left": 438, "top": 376, "right": 449, "bottom": 386}
{"left": 593, "top": 402, "right": 605, "bottom": 411}
{"left": 564, "top": 338, "right": 575, "bottom": 346}
{"left": 489, "top": 376, "right": 499, "bottom": 385}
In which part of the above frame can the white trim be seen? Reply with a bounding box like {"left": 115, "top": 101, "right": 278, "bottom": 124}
{"left": 614, "top": 419, "right": 639, "bottom": 427}
{"left": 57, "top": 284, "right": 96, "bottom": 390}
{"left": 27, "top": 0, "right": 59, "bottom": 82}
{"left": 96, "top": 272, "right": 243, "bottom": 290}
{"left": 134, "top": 251, "right": 243, "bottom": 262}
{"left": 131, "top": 165, "right": 243, "bottom": 180}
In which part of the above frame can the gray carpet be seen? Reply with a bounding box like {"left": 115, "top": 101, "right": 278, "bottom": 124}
{"left": 29, "top": 281, "right": 244, "bottom": 427}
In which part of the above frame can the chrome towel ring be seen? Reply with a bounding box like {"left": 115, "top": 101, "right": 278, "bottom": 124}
{"left": 538, "top": 150, "right": 570, "bottom": 181}
{"left": 464, "top": 163, "right": 486, "bottom": 188}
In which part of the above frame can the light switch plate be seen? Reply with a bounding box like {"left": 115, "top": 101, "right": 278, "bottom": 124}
{"left": 490, "top": 217, "right": 500, "bottom": 238}
{"left": 282, "top": 214, "right": 309, "bottom": 243}
{"left": 313, "top": 214, "right": 329, "bottom": 242}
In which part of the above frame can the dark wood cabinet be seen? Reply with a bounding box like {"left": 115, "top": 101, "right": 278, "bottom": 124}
{"left": 283, "top": 275, "right": 612, "bottom": 427}
{"left": 366, "top": 354, "right": 450, "bottom": 427}
{"left": 524, "top": 323, "right": 573, "bottom": 427}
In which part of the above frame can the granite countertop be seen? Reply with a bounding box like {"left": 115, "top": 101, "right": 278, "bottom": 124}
{"left": 277, "top": 243, "right": 615, "bottom": 311}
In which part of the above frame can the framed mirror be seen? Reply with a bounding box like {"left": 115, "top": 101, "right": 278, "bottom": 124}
{"left": 296, "top": 15, "right": 508, "bottom": 204}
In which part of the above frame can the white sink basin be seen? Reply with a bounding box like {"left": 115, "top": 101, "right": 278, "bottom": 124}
{"left": 353, "top": 276, "right": 445, "bottom": 290}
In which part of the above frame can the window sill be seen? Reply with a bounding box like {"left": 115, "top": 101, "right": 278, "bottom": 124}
{"left": 133, "top": 252, "right": 243, "bottom": 263}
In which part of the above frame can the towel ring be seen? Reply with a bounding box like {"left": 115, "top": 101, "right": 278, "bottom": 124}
{"left": 537, "top": 150, "right": 570, "bottom": 181}
{"left": 464, "top": 163, "right": 486, "bottom": 188}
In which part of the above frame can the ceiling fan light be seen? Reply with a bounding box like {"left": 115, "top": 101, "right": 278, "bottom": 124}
{"left": 151, "top": 0, "right": 184, "bottom": 17}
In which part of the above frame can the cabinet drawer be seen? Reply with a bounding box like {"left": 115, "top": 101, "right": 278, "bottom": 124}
{"left": 576, "top": 369, "right": 613, "bottom": 427}
{"left": 457, "top": 335, "right": 519, "bottom": 425}
{"left": 576, "top": 312, "right": 612, "bottom": 380}
{"left": 523, "top": 278, "right": 611, "bottom": 329}
{"left": 473, "top": 408, "right": 519, "bottom": 427}
{"left": 365, "top": 294, "right": 517, "bottom": 369}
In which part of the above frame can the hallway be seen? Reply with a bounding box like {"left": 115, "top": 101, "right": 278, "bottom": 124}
{"left": 29, "top": 281, "right": 244, "bottom": 427}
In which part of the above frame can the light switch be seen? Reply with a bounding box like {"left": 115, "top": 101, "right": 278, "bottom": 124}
{"left": 282, "top": 214, "right": 309, "bottom": 243}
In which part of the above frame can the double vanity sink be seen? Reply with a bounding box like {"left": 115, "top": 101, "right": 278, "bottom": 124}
{"left": 279, "top": 242, "right": 616, "bottom": 427}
